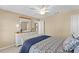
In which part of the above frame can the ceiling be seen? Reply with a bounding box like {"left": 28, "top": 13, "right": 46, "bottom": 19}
{"left": 0, "top": 5, "right": 79, "bottom": 18}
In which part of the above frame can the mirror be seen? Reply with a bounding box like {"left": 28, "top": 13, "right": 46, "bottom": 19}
{"left": 16, "top": 18, "right": 39, "bottom": 33}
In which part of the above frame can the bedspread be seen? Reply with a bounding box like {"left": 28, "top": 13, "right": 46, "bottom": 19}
{"left": 29, "top": 37, "right": 65, "bottom": 53}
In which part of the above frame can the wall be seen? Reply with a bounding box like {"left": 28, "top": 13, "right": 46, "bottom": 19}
{"left": 0, "top": 10, "right": 19, "bottom": 48}
{"left": 0, "top": 10, "right": 37, "bottom": 48}
{"left": 45, "top": 10, "right": 79, "bottom": 39}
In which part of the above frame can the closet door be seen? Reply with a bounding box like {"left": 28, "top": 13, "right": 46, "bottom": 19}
{"left": 71, "top": 15, "right": 79, "bottom": 34}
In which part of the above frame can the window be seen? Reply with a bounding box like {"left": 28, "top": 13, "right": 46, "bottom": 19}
{"left": 71, "top": 15, "right": 79, "bottom": 34}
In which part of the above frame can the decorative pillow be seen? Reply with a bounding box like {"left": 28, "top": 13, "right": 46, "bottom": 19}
{"left": 74, "top": 45, "right": 79, "bottom": 53}
{"left": 63, "top": 35, "right": 79, "bottom": 52}
{"left": 72, "top": 33, "right": 79, "bottom": 39}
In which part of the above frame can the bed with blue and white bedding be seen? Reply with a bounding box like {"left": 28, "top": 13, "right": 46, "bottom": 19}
{"left": 20, "top": 35, "right": 65, "bottom": 53}
{"left": 29, "top": 37, "right": 64, "bottom": 53}
{"left": 20, "top": 34, "right": 79, "bottom": 53}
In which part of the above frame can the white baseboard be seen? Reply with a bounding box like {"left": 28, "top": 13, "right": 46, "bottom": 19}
{"left": 0, "top": 44, "right": 15, "bottom": 51}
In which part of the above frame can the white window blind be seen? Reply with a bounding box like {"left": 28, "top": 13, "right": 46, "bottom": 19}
{"left": 71, "top": 15, "right": 79, "bottom": 34}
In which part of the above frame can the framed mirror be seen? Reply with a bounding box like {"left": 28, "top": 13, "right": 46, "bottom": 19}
{"left": 16, "top": 17, "right": 39, "bottom": 33}
{"left": 16, "top": 18, "right": 31, "bottom": 33}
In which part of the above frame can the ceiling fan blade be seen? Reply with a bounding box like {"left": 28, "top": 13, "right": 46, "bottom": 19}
{"left": 46, "top": 5, "right": 54, "bottom": 10}
{"left": 40, "top": 5, "right": 45, "bottom": 9}
{"left": 29, "top": 8, "right": 36, "bottom": 10}
{"left": 29, "top": 6, "right": 41, "bottom": 10}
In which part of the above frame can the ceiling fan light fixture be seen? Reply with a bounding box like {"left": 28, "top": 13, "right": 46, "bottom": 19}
{"left": 39, "top": 8, "right": 49, "bottom": 15}
{"left": 40, "top": 10, "right": 46, "bottom": 15}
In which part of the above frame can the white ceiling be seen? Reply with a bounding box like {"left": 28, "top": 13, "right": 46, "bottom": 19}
{"left": 0, "top": 5, "right": 79, "bottom": 18}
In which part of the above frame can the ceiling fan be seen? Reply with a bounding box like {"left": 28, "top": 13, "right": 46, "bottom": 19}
{"left": 29, "top": 5, "right": 53, "bottom": 15}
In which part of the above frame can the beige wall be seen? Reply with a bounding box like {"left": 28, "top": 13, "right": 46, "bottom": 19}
{"left": 0, "top": 10, "right": 19, "bottom": 48}
{"left": 0, "top": 10, "right": 35, "bottom": 48}
{"left": 45, "top": 10, "right": 79, "bottom": 39}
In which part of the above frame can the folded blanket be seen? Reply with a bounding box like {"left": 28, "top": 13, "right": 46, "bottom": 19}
{"left": 20, "top": 35, "right": 50, "bottom": 53}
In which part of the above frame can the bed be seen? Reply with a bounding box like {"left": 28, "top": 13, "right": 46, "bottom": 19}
{"left": 20, "top": 34, "right": 79, "bottom": 53}
{"left": 29, "top": 37, "right": 65, "bottom": 53}
{"left": 20, "top": 35, "right": 65, "bottom": 53}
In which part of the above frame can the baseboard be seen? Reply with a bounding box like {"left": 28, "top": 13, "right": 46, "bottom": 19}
{"left": 0, "top": 44, "right": 15, "bottom": 51}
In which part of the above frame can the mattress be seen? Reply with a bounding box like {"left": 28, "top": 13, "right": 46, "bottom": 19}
{"left": 29, "top": 37, "right": 65, "bottom": 53}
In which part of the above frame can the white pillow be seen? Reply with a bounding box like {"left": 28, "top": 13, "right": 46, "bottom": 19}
{"left": 72, "top": 33, "right": 79, "bottom": 39}
{"left": 63, "top": 35, "right": 79, "bottom": 52}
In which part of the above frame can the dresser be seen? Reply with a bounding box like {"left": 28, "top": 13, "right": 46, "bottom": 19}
{"left": 15, "top": 32, "right": 39, "bottom": 46}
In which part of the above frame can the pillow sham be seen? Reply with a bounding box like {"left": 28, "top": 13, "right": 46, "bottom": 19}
{"left": 72, "top": 33, "right": 79, "bottom": 40}
{"left": 74, "top": 45, "right": 79, "bottom": 53}
{"left": 63, "top": 35, "right": 79, "bottom": 52}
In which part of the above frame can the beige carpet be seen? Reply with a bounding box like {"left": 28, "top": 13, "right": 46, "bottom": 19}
{"left": 0, "top": 46, "right": 19, "bottom": 53}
